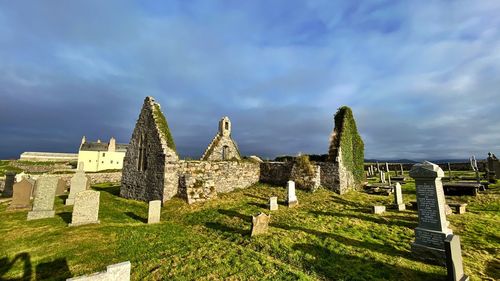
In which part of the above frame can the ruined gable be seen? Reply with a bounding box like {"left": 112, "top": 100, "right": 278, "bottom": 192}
{"left": 328, "top": 106, "right": 365, "bottom": 191}
{"left": 201, "top": 117, "right": 241, "bottom": 161}
{"left": 120, "top": 97, "right": 178, "bottom": 202}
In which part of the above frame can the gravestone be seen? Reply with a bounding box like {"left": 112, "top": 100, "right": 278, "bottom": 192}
{"left": 286, "top": 180, "right": 298, "bottom": 207}
{"left": 269, "top": 196, "right": 278, "bottom": 211}
{"left": 372, "top": 205, "right": 385, "bottom": 214}
{"left": 251, "top": 213, "right": 270, "bottom": 236}
{"left": 410, "top": 161, "right": 452, "bottom": 263}
{"left": 66, "top": 164, "right": 89, "bottom": 205}
{"left": 400, "top": 164, "right": 404, "bottom": 175}
{"left": 376, "top": 162, "right": 380, "bottom": 172}
{"left": 69, "top": 190, "right": 100, "bottom": 226}
{"left": 394, "top": 182, "right": 405, "bottom": 211}
{"left": 67, "top": 261, "right": 131, "bottom": 281}
{"left": 444, "top": 235, "right": 469, "bottom": 281}
{"left": 388, "top": 174, "right": 392, "bottom": 186}
{"left": 385, "top": 162, "right": 390, "bottom": 172}
{"left": 8, "top": 179, "right": 34, "bottom": 210}
{"left": 379, "top": 171, "right": 386, "bottom": 183}
{"left": 27, "top": 176, "right": 58, "bottom": 220}
{"left": 148, "top": 200, "right": 161, "bottom": 224}
{"left": 2, "top": 171, "right": 16, "bottom": 198}
{"left": 55, "top": 178, "right": 66, "bottom": 196}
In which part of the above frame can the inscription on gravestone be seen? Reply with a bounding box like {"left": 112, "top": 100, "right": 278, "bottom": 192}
{"left": 69, "top": 190, "right": 100, "bottom": 226}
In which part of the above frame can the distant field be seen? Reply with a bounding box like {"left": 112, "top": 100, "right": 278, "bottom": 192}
{"left": 0, "top": 177, "right": 498, "bottom": 280}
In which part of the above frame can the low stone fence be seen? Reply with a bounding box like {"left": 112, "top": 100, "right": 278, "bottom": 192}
{"left": 364, "top": 162, "right": 486, "bottom": 172}
{"left": 174, "top": 160, "right": 260, "bottom": 203}
{"left": 59, "top": 172, "right": 122, "bottom": 186}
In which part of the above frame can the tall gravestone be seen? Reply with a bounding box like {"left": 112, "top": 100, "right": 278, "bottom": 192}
{"left": 148, "top": 200, "right": 161, "bottom": 224}
{"left": 66, "top": 163, "right": 89, "bottom": 205}
{"left": 286, "top": 180, "right": 298, "bottom": 207}
{"left": 2, "top": 171, "right": 16, "bottom": 198}
{"left": 8, "top": 179, "right": 34, "bottom": 210}
{"left": 385, "top": 162, "right": 390, "bottom": 172}
{"left": 393, "top": 182, "right": 405, "bottom": 211}
{"left": 55, "top": 178, "right": 66, "bottom": 196}
{"left": 379, "top": 171, "right": 386, "bottom": 183}
{"left": 69, "top": 190, "right": 100, "bottom": 226}
{"left": 444, "top": 234, "right": 469, "bottom": 281}
{"left": 400, "top": 164, "right": 404, "bottom": 175}
{"left": 27, "top": 176, "right": 58, "bottom": 220}
{"left": 410, "top": 161, "right": 452, "bottom": 263}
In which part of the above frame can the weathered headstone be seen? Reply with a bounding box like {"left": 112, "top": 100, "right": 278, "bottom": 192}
{"left": 410, "top": 161, "right": 453, "bottom": 263}
{"left": 286, "top": 180, "right": 298, "bottom": 207}
{"left": 8, "top": 179, "right": 34, "bottom": 210}
{"left": 379, "top": 171, "right": 386, "bottom": 183}
{"left": 269, "top": 196, "right": 278, "bottom": 211}
{"left": 251, "top": 213, "right": 270, "bottom": 236}
{"left": 2, "top": 171, "right": 16, "bottom": 198}
{"left": 400, "top": 164, "right": 404, "bottom": 176}
{"left": 394, "top": 182, "right": 405, "bottom": 211}
{"left": 372, "top": 205, "right": 385, "bottom": 214}
{"left": 67, "top": 261, "right": 131, "bottom": 281}
{"left": 66, "top": 163, "right": 89, "bottom": 205}
{"left": 376, "top": 162, "right": 380, "bottom": 173}
{"left": 69, "top": 190, "right": 100, "bottom": 227}
{"left": 385, "top": 162, "right": 390, "bottom": 172}
{"left": 388, "top": 174, "right": 392, "bottom": 186}
{"left": 27, "top": 176, "right": 58, "bottom": 220}
{"left": 148, "top": 200, "right": 161, "bottom": 224}
{"left": 444, "top": 235, "right": 469, "bottom": 281}
{"left": 55, "top": 178, "right": 66, "bottom": 196}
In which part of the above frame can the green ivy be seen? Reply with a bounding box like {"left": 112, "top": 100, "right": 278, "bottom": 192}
{"left": 153, "top": 103, "right": 177, "bottom": 152}
{"left": 329, "top": 106, "right": 365, "bottom": 185}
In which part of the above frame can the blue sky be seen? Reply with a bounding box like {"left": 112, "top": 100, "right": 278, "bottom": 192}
{"left": 0, "top": 1, "right": 499, "bottom": 160}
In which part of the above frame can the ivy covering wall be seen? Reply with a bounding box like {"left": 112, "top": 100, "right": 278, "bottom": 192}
{"left": 328, "top": 106, "right": 365, "bottom": 184}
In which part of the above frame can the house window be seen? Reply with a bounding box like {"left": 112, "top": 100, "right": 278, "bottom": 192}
{"left": 89, "top": 160, "right": 91, "bottom": 163}
{"left": 111, "top": 160, "right": 113, "bottom": 164}
{"left": 103, "top": 153, "right": 106, "bottom": 157}
{"left": 225, "top": 122, "right": 229, "bottom": 130}
{"left": 102, "top": 161, "right": 104, "bottom": 164}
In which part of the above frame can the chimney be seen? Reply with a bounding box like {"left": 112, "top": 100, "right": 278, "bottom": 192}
{"left": 109, "top": 137, "right": 116, "bottom": 152}
{"left": 80, "top": 136, "right": 86, "bottom": 150}
{"left": 97, "top": 139, "right": 101, "bottom": 143}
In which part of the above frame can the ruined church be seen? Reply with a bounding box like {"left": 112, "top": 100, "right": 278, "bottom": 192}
{"left": 120, "top": 97, "right": 364, "bottom": 204}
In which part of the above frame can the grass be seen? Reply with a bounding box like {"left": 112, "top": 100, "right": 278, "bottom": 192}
{"left": 0, "top": 178, "right": 498, "bottom": 280}
{"left": 0, "top": 160, "right": 23, "bottom": 177}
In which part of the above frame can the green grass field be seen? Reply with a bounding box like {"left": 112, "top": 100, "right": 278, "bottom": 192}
{"left": 0, "top": 176, "right": 498, "bottom": 280}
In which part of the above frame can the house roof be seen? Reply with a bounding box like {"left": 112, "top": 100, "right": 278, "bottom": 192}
{"left": 80, "top": 142, "right": 128, "bottom": 152}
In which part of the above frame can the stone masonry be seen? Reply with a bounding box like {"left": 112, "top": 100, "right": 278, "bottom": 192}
{"left": 201, "top": 116, "right": 241, "bottom": 161}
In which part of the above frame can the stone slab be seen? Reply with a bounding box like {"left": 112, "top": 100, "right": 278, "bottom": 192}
{"left": 66, "top": 170, "right": 89, "bottom": 206}
{"left": 444, "top": 235, "right": 469, "bottom": 281}
{"left": 8, "top": 179, "right": 34, "bottom": 210}
{"left": 69, "top": 190, "right": 100, "bottom": 227}
{"left": 27, "top": 177, "right": 58, "bottom": 221}
{"left": 269, "top": 196, "right": 278, "bottom": 211}
{"left": 66, "top": 261, "right": 131, "bottom": 281}
{"left": 56, "top": 178, "right": 67, "bottom": 196}
{"left": 251, "top": 213, "right": 270, "bottom": 237}
{"left": 148, "top": 200, "right": 161, "bottom": 224}
{"left": 372, "top": 205, "right": 385, "bottom": 214}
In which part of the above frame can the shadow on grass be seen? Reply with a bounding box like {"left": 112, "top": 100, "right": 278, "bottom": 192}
{"left": 125, "top": 212, "right": 147, "bottom": 223}
{"left": 329, "top": 196, "right": 368, "bottom": 210}
{"left": 0, "top": 252, "right": 32, "bottom": 281}
{"left": 272, "top": 223, "right": 420, "bottom": 262}
{"left": 93, "top": 185, "right": 120, "bottom": 196}
{"left": 36, "top": 258, "right": 71, "bottom": 280}
{"left": 309, "top": 210, "right": 417, "bottom": 229}
{"left": 292, "top": 243, "right": 444, "bottom": 280}
{"left": 243, "top": 193, "right": 268, "bottom": 201}
{"left": 57, "top": 212, "right": 72, "bottom": 224}
{"left": 205, "top": 222, "right": 248, "bottom": 236}
{"left": 247, "top": 202, "right": 268, "bottom": 209}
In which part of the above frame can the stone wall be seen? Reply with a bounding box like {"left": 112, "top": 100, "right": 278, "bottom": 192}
{"left": 59, "top": 172, "right": 122, "bottom": 186}
{"left": 171, "top": 160, "right": 260, "bottom": 204}
{"left": 290, "top": 162, "right": 321, "bottom": 192}
{"left": 259, "top": 162, "right": 293, "bottom": 186}
{"left": 121, "top": 97, "right": 178, "bottom": 203}
{"left": 10, "top": 161, "right": 73, "bottom": 173}
{"left": 317, "top": 162, "right": 339, "bottom": 192}
{"left": 364, "top": 162, "right": 487, "bottom": 172}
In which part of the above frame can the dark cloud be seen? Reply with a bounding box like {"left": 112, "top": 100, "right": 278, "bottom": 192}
{"left": 0, "top": 1, "right": 499, "bottom": 160}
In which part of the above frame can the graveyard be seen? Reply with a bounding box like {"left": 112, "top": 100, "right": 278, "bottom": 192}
{"left": 0, "top": 169, "right": 498, "bottom": 280}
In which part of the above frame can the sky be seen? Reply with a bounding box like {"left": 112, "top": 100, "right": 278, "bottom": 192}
{"left": 0, "top": 1, "right": 499, "bottom": 160}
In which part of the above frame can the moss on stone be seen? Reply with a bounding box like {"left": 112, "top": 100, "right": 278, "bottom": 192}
{"left": 329, "top": 106, "right": 365, "bottom": 185}
{"left": 153, "top": 103, "right": 176, "bottom": 152}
